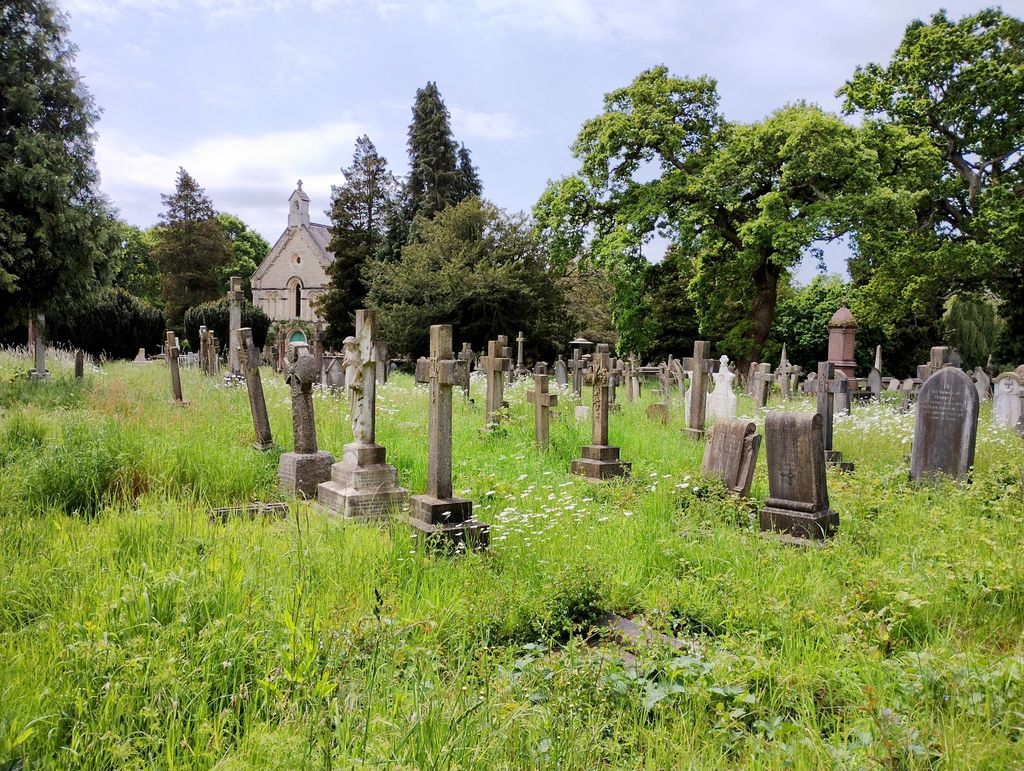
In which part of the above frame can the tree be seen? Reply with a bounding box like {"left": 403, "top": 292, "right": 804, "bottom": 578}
{"left": 216, "top": 213, "right": 269, "bottom": 295}
{"left": 839, "top": 8, "right": 1024, "bottom": 360}
{"left": 366, "top": 197, "right": 572, "bottom": 357}
{"left": 0, "top": 0, "right": 114, "bottom": 330}
{"left": 314, "top": 136, "right": 398, "bottom": 347}
{"left": 535, "top": 67, "right": 896, "bottom": 363}
{"left": 406, "top": 82, "right": 464, "bottom": 220}
{"left": 48, "top": 288, "right": 165, "bottom": 360}
{"left": 456, "top": 143, "right": 482, "bottom": 201}
{"left": 152, "top": 168, "right": 231, "bottom": 327}
{"left": 109, "top": 223, "right": 163, "bottom": 307}
{"left": 183, "top": 297, "right": 270, "bottom": 354}
{"left": 942, "top": 293, "right": 1003, "bottom": 370}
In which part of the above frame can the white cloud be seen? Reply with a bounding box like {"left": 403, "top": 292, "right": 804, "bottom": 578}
{"left": 95, "top": 120, "right": 367, "bottom": 239}
{"left": 450, "top": 107, "right": 530, "bottom": 141}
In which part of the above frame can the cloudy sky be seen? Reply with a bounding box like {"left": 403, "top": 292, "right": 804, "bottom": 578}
{"left": 60, "top": 0, "right": 1016, "bottom": 279}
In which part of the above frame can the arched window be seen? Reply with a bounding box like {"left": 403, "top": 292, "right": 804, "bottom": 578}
{"left": 288, "top": 278, "right": 303, "bottom": 319}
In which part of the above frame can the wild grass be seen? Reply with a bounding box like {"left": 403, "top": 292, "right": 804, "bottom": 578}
{"left": 0, "top": 347, "right": 1022, "bottom": 768}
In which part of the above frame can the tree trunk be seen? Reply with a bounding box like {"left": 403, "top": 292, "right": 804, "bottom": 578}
{"left": 749, "top": 258, "right": 781, "bottom": 363}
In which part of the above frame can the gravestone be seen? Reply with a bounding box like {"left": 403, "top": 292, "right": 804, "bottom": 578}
{"left": 415, "top": 356, "right": 430, "bottom": 384}
{"left": 827, "top": 305, "right": 857, "bottom": 380}
{"left": 554, "top": 356, "right": 568, "bottom": 387}
{"left": 514, "top": 331, "right": 529, "bottom": 378}
{"left": 899, "top": 378, "right": 918, "bottom": 412}
{"left": 571, "top": 347, "right": 630, "bottom": 481}
{"left": 278, "top": 343, "right": 334, "bottom": 497}
{"left": 777, "top": 345, "right": 792, "bottom": 401}
{"left": 408, "top": 325, "right": 489, "bottom": 549}
{"left": 482, "top": 339, "right": 510, "bottom": 428}
{"left": 276, "top": 327, "right": 287, "bottom": 373}
{"left": 887, "top": 378, "right": 901, "bottom": 392}
{"left": 814, "top": 362, "right": 853, "bottom": 471}
{"left": 312, "top": 323, "right": 325, "bottom": 384}
{"left": 909, "top": 367, "right": 979, "bottom": 483}
{"left": 751, "top": 363, "right": 772, "bottom": 409}
{"left": 835, "top": 371, "right": 851, "bottom": 415}
{"left": 701, "top": 418, "right": 761, "bottom": 498}
{"left": 745, "top": 362, "right": 759, "bottom": 396}
{"left": 707, "top": 355, "right": 738, "bottom": 420}
{"left": 28, "top": 314, "right": 49, "bottom": 381}
{"left": 646, "top": 403, "right": 669, "bottom": 424}
{"left": 318, "top": 310, "right": 407, "bottom": 519}
{"left": 526, "top": 362, "right": 558, "bottom": 449}
{"left": 801, "top": 372, "right": 817, "bottom": 394}
{"left": 228, "top": 276, "right": 243, "bottom": 375}
{"left": 626, "top": 354, "right": 642, "bottom": 401}
{"left": 992, "top": 373, "right": 1023, "bottom": 429}
{"left": 238, "top": 327, "right": 273, "bottom": 450}
{"left": 165, "top": 330, "right": 186, "bottom": 404}
{"left": 569, "top": 347, "right": 587, "bottom": 399}
{"left": 134, "top": 347, "right": 148, "bottom": 364}
{"left": 681, "top": 341, "right": 718, "bottom": 439}
{"left": 919, "top": 346, "right": 954, "bottom": 382}
{"left": 1016, "top": 364, "right": 1024, "bottom": 379}
{"left": 74, "top": 350, "right": 85, "bottom": 379}
{"left": 973, "top": 367, "right": 991, "bottom": 402}
{"left": 867, "top": 367, "right": 883, "bottom": 399}
{"left": 375, "top": 341, "right": 388, "bottom": 385}
{"left": 760, "top": 411, "right": 838, "bottom": 541}
{"left": 207, "top": 330, "right": 220, "bottom": 376}
{"left": 199, "top": 325, "right": 209, "bottom": 374}
{"left": 457, "top": 342, "right": 473, "bottom": 398}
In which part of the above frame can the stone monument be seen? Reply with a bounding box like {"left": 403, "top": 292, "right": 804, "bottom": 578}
{"left": 571, "top": 346, "right": 630, "bottom": 481}
{"left": 993, "top": 372, "right": 1023, "bottom": 429}
{"left": 482, "top": 338, "right": 510, "bottom": 428}
{"left": 278, "top": 342, "right": 333, "bottom": 497}
{"left": 165, "top": 330, "right": 186, "bottom": 404}
{"left": 238, "top": 327, "right": 273, "bottom": 450}
{"left": 227, "top": 276, "right": 243, "bottom": 375}
{"left": 526, "top": 362, "right": 558, "bottom": 449}
{"left": 681, "top": 341, "right": 718, "bottom": 439}
{"left": 701, "top": 418, "right": 761, "bottom": 498}
{"left": 827, "top": 305, "right": 857, "bottom": 380}
{"left": 707, "top": 355, "right": 738, "bottom": 420}
{"left": 909, "top": 367, "right": 979, "bottom": 483}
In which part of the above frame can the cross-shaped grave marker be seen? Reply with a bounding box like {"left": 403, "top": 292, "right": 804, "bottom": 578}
{"left": 571, "top": 346, "right": 630, "bottom": 481}
{"left": 526, "top": 362, "right": 558, "bottom": 449}
{"left": 482, "top": 338, "right": 510, "bottom": 427}
{"left": 409, "top": 325, "right": 488, "bottom": 550}
{"left": 238, "top": 327, "right": 273, "bottom": 450}
{"left": 165, "top": 330, "right": 186, "bottom": 404}
{"left": 680, "top": 340, "right": 719, "bottom": 439}
{"left": 815, "top": 361, "right": 853, "bottom": 471}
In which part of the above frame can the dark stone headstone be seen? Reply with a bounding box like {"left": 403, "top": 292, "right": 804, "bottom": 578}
{"left": 701, "top": 418, "right": 761, "bottom": 498}
{"left": 909, "top": 367, "right": 979, "bottom": 483}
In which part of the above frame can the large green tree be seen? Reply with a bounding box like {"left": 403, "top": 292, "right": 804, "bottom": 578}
{"left": 314, "top": 136, "right": 398, "bottom": 346}
{"left": 366, "top": 197, "right": 572, "bottom": 357}
{"left": 0, "top": 0, "right": 114, "bottom": 329}
{"left": 216, "top": 213, "right": 269, "bottom": 295}
{"left": 152, "top": 168, "right": 231, "bottom": 327}
{"left": 535, "top": 67, "right": 909, "bottom": 363}
{"left": 839, "top": 8, "right": 1024, "bottom": 361}
{"left": 109, "top": 223, "right": 162, "bottom": 308}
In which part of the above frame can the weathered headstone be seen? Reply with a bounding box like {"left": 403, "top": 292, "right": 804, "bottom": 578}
{"left": 745, "top": 361, "right": 759, "bottom": 396}
{"left": 165, "top": 330, "right": 186, "bottom": 404}
{"left": 707, "top": 355, "right": 738, "bottom": 420}
{"left": 318, "top": 310, "right": 407, "bottom": 519}
{"left": 134, "top": 347, "right": 148, "bottom": 364}
{"left": 867, "top": 367, "right": 883, "bottom": 399}
{"left": 238, "top": 327, "right": 273, "bottom": 450}
{"left": 919, "top": 346, "right": 953, "bottom": 382}
{"left": 571, "top": 347, "right": 630, "bottom": 481}
{"left": 457, "top": 342, "right": 473, "bottom": 398}
{"left": 374, "top": 341, "right": 388, "bottom": 385}
{"left": 554, "top": 356, "right": 568, "bottom": 387}
{"left": 751, "top": 363, "right": 772, "bottom": 409}
{"left": 278, "top": 343, "right": 333, "bottom": 497}
{"left": 482, "top": 338, "right": 509, "bottom": 428}
{"left": 760, "top": 411, "right": 838, "bottom": 541}
{"left": 74, "top": 350, "right": 85, "bottom": 379}
{"left": 701, "top": 418, "right": 761, "bottom": 498}
{"left": 909, "top": 367, "right": 979, "bottom": 483}
{"left": 992, "top": 373, "right": 1023, "bottom": 429}
{"left": 414, "top": 356, "right": 430, "bottom": 384}
{"left": 408, "top": 324, "right": 489, "bottom": 549}
{"left": 835, "top": 371, "right": 851, "bottom": 415}
{"left": 777, "top": 345, "right": 792, "bottom": 401}
{"left": 681, "top": 341, "right": 718, "bottom": 439}
{"left": 276, "top": 327, "right": 287, "bottom": 373}
{"left": 814, "top": 362, "right": 853, "bottom": 471}
{"left": 198, "top": 325, "right": 209, "bottom": 374}
{"left": 569, "top": 346, "right": 587, "bottom": 399}
{"left": 28, "top": 313, "right": 49, "bottom": 381}
{"left": 527, "top": 362, "right": 558, "bottom": 449}
{"left": 312, "top": 323, "right": 325, "bottom": 384}
{"left": 973, "top": 367, "right": 991, "bottom": 402}
{"left": 228, "top": 276, "right": 243, "bottom": 375}
{"left": 514, "top": 330, "right": 529, "bottom": 378}
{"left": 626, "top": 354, "right": 642, "bottom": 401}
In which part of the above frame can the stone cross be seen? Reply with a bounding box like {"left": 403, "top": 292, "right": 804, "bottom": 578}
{"left": 910, "top": 367, "right": 979, "bottom": 482}
{"left": 777, "top": 345, "right": 792, "bottom": 400}
{"left": 457, "top": 342, "right": 474, "bottom": 398}
{"left": 482, "top": 338, "right": 509, "bottom": 427}
{"left": 228, "top": 275, "right": 243, "bottom": 375}
{"left": 526, "top": 362, "right": 558, "bottom": 449}
{"left": 409, "top": 325, "right": 487, "bottom": 549}
{"left": 760, "top": 411, "right": 838, "bottom": 541}
{"left": 165, "top": 330, "right": 185, "bottom": 403}
{"left": 209, "top": 331, "right": 220, "bottom": 376}
{"left": 814, "top": 361, "right": 852, "bottom": 470}
{"left": 568, "top": 347, "right": 587, "bottom": 399}
{"left": 374, "top": 340, "right": 389, "bottom": 385}
{"left": 919, "top": 346, "right": 953, "bottom": 381}
{"left": 345, "top": 309, "right": 378, "bottom": 445}
{"left": 514, "top": 330, "right": 529, "bottom": 377}
{"left": 276, "top": 327, "right": 287, "bottom": 373}
{"left": 681, "top": 341, "right": 718, "bottom": 438}
{"left": 571, "top": 346, "right": 630, "bottom": 480}
{"left": 312, "top": 322, "right": 325, "bottom": 384}
{"left": 198, "top": 325, "right": 208, "bottom": 374}
{"left": 279, "top": 342, "right": 333, "bottom": 497}
{"left": 752, "top": 363, "right": 773, "bottom": 409}
{"left": 238, "top": 327, "right": 273, "bottom": 450}
{"left": 626, "top": 354, "right": 641, "bottom": 401}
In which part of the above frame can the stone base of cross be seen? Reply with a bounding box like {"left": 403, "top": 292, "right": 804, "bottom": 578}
{"left": 279, "top": 451, "right": 334, "bottom": 498}
{"left": 319, "top": 442, "right": 408, "bottom": 520}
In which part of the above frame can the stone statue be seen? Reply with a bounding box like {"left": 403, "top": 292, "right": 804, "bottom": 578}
{"left": 342, "top": 335, "right": 372, "bottom": 444}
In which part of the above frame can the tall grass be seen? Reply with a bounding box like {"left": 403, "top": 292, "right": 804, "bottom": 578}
{"left": 1, "top": 347, "right": 1023, "bottom": 768}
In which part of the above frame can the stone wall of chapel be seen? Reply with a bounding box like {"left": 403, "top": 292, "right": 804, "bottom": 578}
{"left": 251, "top": 228, "right": 331, "bottom": 322}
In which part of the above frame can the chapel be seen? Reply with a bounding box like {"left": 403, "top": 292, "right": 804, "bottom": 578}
{"left": 250, "top": 181, "right": 334, "bottom": 338}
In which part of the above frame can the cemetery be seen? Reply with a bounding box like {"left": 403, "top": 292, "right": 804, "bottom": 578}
{"left": 3, "top": 1, "right": 1024, "bottom": 768}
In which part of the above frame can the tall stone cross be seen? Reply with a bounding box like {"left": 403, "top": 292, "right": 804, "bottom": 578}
{"left": 590, "top": 347, "right": 613, "bottom": 447}
{"left": 681, "top": 340, "right": 718, "bottom": 439}
{"left": 497, "top": 334, "right": 513, "bottom": 378}
{"left": 482, "top": 339, "right": 509, "bottom": 427}
{"left": 423, "top": 325, "right": 464, "bottom": 500}
{"left": 347, "top": 309, "right": 379, "bottom": 446}
{"left": 571, "top": 346, "right": 630, "bottom": 480}
{"left": 238, "top": 327, "right": 273, "bottom": 450}
{"left": 526, "top": 362, "right": 558, "bottom": 449}
{"left": 165, "top": 330, "right": 185, "bottom": 403}
{"left": 514, "top": 331, "right": 528, "bottom": 377}
{"left": 815, "top": 361, "right": 852, "bottom": 470}
{"left": 569, "top": 347, "right": 586, "bottom": 399}
{"left": 777, "top": 345, "right": 792, "bottom": 400}
{"left": 227, "top": 275, "right": 243, "bottom": 375}
{"left": 658, "top": 364, "right": 673, "bottom": 405}
{"left": 312, "top": 322, "right": 325, "bottom": 384}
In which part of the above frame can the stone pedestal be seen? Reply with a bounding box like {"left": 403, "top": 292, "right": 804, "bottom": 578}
{"left": 279, "top": 451, "right": 334, "bottom": 499}
{"left": 318, "top": 443, "right": 408, "bottom": 520}
{"left": 408, "top": 495, "right": 489, "bottom": 550}
{"left": 571, "top": 444, "right": 630, "bottom": 481}
{"left": 760, "top": 504, "right": 839, "bottom": 541}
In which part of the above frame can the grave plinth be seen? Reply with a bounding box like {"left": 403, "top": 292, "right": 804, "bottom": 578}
{"left": 279, "top": 342, "right": 332, "bottom": 498}
{"left": 571, "top": 346, "right": 630, "bottom": 482}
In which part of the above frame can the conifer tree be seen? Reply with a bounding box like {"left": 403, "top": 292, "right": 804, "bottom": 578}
{"left": 0, "top": 0, "right": 113, "bottom": 329}
{"left": 315, "top": 136, "right": 398, "bottom": 344}
{"left": 456, "top": 143, "right": 482, "bottom": 201}
{"left": 152, "top": 168, "right": 231, "bottom": 327}
{"left": 406, "top": 82, "right": 461, "bottom": 220}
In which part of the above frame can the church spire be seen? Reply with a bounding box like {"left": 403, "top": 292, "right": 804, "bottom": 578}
{"left": 288, "top": 179, "right": 310, "bottom": 227}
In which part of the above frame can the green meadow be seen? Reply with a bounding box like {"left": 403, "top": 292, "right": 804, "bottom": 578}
{"left": 1, "top": 348, "right": 1023, "bottom": 769}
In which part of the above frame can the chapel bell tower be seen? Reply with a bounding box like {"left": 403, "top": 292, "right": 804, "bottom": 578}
{"left": 288, "top": 179, "right": 311, "bottom": 228}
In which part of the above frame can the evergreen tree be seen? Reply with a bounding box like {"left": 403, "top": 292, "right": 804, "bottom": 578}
{"left": 406, "top": 82, "right": 461, "bottom": 220}
{"left": 315, "top": 135, "right": 398, "bottom": 345}
{"left": 152, "top": 168, "right": 231, "bottom": 328}
{"left": 0, "top": 0, "right": 113, "bottom": 330}
{"left": 456, "top": 143, "right": 482, "bottom": 201}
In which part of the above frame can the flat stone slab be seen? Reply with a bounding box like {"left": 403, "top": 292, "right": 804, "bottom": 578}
{"left": 208, "top": 502, "right": 289, "bottom": 523}
{"left": 760, "top": 531, "right": 828, "bottom": 549}
{"left": 588, "top": 613, "right": 701, "bottom": 670}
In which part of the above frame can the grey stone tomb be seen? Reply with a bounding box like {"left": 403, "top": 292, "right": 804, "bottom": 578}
{"left": 279, "top": 342, "right": 334, "bottom": 497}
{"left": 238, "top": 327, "right": 274, "bottom": 450}
{"left": 319, "top": 309, "right": 407, "bottom": 519}
{"left": 571, "top": 346, "right": 630, "bottom": 481}
{"left": 760, "top": 411, "right": 838, "bottom": 541}
{"left": 909, "top": 367, "right": 978, "bottom": 483}
{"left": 701, "top": 418, "right": 761, "bottom": 498}
{"left": 408, "top": 324, "right": 489, "bottom": 549}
